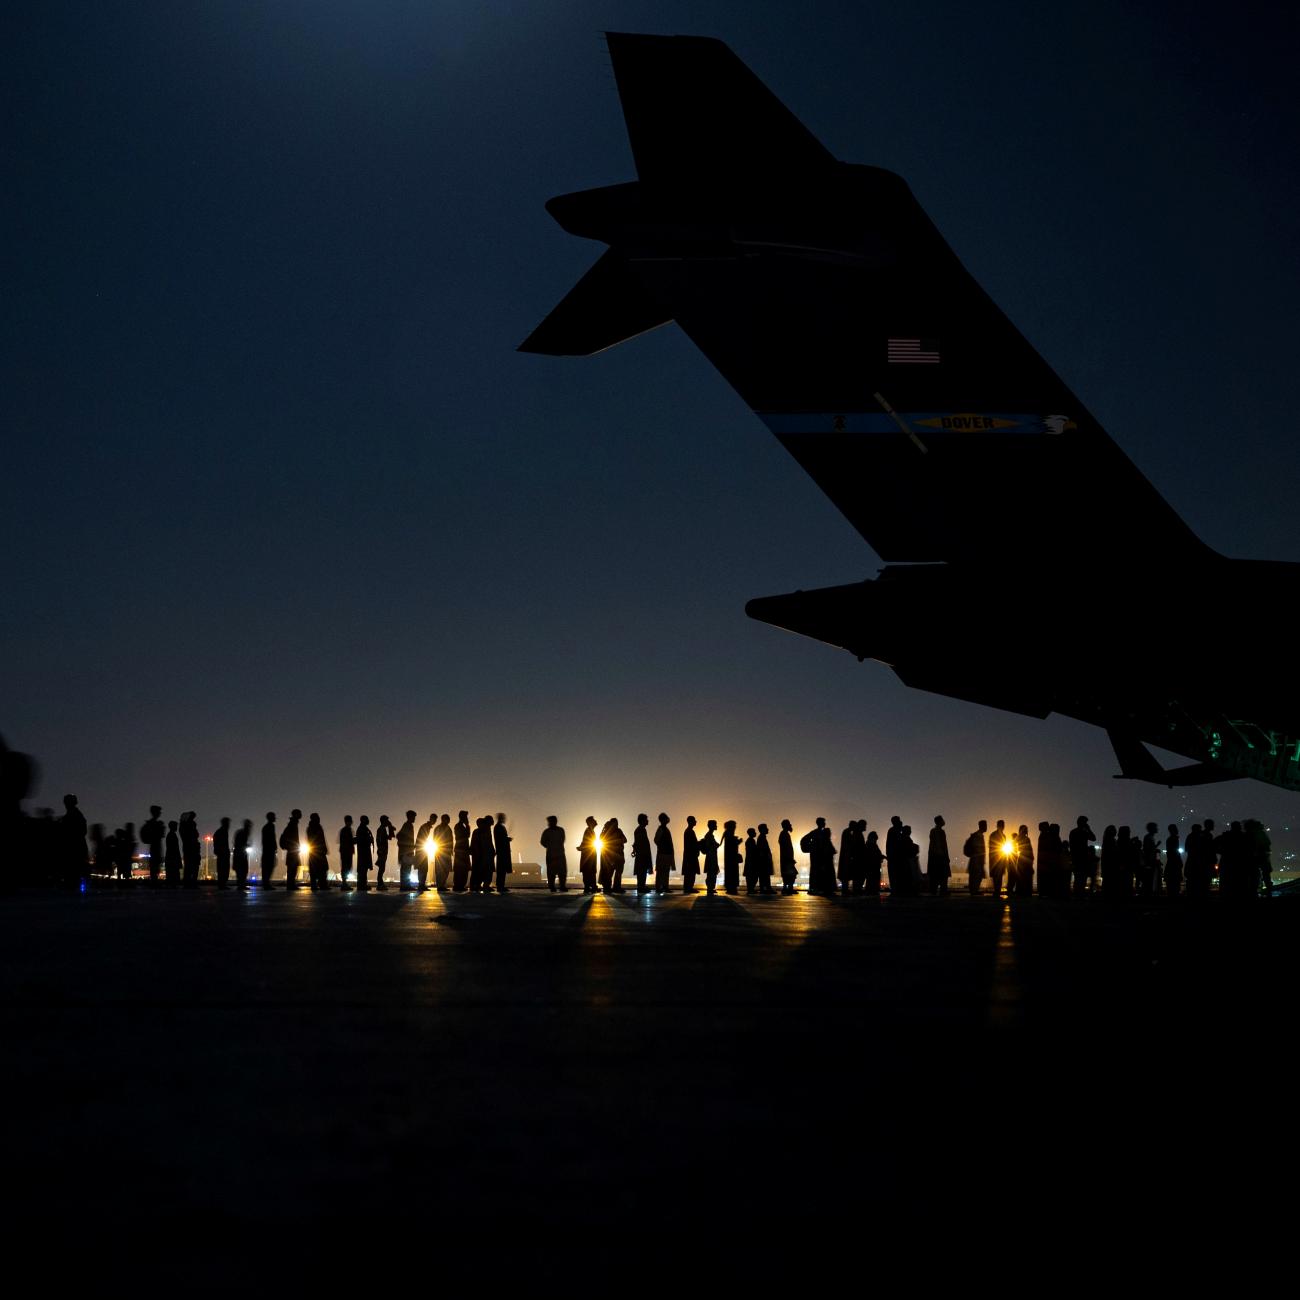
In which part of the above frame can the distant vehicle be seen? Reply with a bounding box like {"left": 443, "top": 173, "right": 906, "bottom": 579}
{"left": 523, "top": 33, "right": 1300, "bottom": 794}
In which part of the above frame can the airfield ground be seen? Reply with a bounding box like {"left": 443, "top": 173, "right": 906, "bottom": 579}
{"left": 2, "top": 886, "right": 1292, "bottom": 1279}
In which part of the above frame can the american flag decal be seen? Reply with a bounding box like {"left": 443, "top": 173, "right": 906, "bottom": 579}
{"left": 887, "top": 338, "right": 941, "bottom": 364}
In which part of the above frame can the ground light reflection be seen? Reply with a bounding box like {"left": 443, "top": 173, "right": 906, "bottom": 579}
{"left": 987, "top": 901, "right": 1022, "bottom": 1028}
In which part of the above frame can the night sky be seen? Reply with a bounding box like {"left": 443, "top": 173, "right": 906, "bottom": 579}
{"left": 5, "top": 1, "right": 1299, "bottom": 854}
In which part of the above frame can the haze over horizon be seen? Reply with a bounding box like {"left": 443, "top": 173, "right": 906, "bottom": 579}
{"left": 5, "top": 1, "right": 1298, "bottom": 851}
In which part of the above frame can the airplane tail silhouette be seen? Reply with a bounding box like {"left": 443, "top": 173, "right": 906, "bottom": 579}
{"left": 521, "top": 33, "right": 1207, "bottom": 569}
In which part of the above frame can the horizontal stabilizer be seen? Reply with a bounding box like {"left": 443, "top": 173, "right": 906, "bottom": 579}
{"left": 518, "top": 250, "right": 671, "bottom": 356}
{"left": 1107, "top": 731, "right": 1239, "bottom": 787}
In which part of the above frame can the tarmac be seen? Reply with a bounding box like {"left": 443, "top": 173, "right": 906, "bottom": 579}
{"left": 2, "top": 884, "right": 1293, "bottom": 1281}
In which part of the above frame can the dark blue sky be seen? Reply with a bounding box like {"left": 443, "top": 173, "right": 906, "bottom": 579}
{"left": 4, "top": 0, "right": 1298, "bottom": 848}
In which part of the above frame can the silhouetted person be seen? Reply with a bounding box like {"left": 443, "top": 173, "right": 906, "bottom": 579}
{"left": 578, "top": 817, "right": 599, "bottom": 893}
{"left": 416, "top": 814, "right": 435, "bottom": 891}
{"left": 355, "top": 815, "right": 374, "bottom": 890}
{"left": 261, "top": 812, "right": 278, "bottom": 887}
{"left": 697, "top": 820, "right": 720, "bottom": 895}
{"left": 889, "top": 824, "right": 919, "bottom": 897}
{"left": 778, "top": 819, "right": 797, "bottom": 894}
{"left": 397, "top": 811, "right": 417, "bottom": 891}
{"left": 164, "top": 820, "right": 181, "bottom": 884}
{"left": 864, "top": 830, "right": 884, "bottom": 894}
{"left": 181, "top": 811, "right": 201, "bottom": 887}
{"left": 116, "top": 822, "right": 137, "bottom": 883}
{"left": 988, "top": 820, "right": 1008, "bottom": 897}
{"left": 493, "top": 813, "right": 512, "bottom": 892}
{"left": 653, "top": 813, "right": 673, "bottom": 894}
{"left": 801, "top": 818, "right": 836, "bottom": 895}
{"left": 928, "top": 816, "right": 950, "bottom": 896}
{"left": 631, "top": 814, "right": 653, "bottom": 894}
{"left": 1067, "top": 816, "right": 1095, "bottom": 895}
{"left": 281, "top": 809, "right": 303, "bottom": 888}
{"left": 743, "top": 827, "right": 759, "bottom": 893}
{"left": 60, "top": 793, "right": 87, "bottom": 887}
{"left": 214, "top": 817, "right": 232, "bottom": 888}
{"left": 1164, "top": 823, "right": 1181, "bottom": 897}
{"left": 375, "top": 814, "right": 396, "bottom": 889}
{"left": 434, "top": 813, "right": 453, "bottom": 891}
{"left": 453, "top": 811, "right": 472, "bottom": 892}
{"left": 541, "top": 816, "right": 567, "bottom": 891}
{"left": 838, "top": 821, "right": 858, "bottom": 896}
{"left": 233, "top": 819, "right": 252, "bottom": 888}
{"left": 339, "top": 815, "right": 355, "bottom": 889}
{"left": 306, "top": 813, "right": 329, "bottom": 889}
{"left": 1138, "top": 823, "right": 1159, "bottom": 898}
{"left": 1246, "top": 819, "right": 1271, "bottom": 897}
{"left": 1035, "top": 822, "right": 1054, "bottom": 897}
{"left": 470, "top": 816, "right": 495, "bottom": 893}
{"left": 1216, "top": 820, "right": 1253, "bottom": 899}
{"left": 682, "top": 815, "right": 701, "bottom": 893}
{"left": 1184, "top": 824, "right": 1209, "bottom": 899}
{"left": 141, "top": 806, "right": 165, "bottom": 884}
{"left": 1014, "top": 825, "right": 1033, "bottom": 895}
{"left": 753, "top": 824, "right": 775, "bottom": 894}
{"left": 603, "top": 818, "right": 627, "bottom": 893}
{"left": 964, "top": 821, "right": 987, "bottom": 896}
{"left": 884, "top": 816, "right": 903, "bottom": 890}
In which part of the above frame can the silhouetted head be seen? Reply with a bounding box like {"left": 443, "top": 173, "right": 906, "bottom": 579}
{"left": 815, "top": 817, "right": 825, "bottom": 828}
{"left": 242, "top": 819, "right": 252, "bottom": 832}
{"left": 724, "top": 820, "right": 736, "bottom": 830}
{"left": 290, "top": 809, "right": 301, "bottom": 819}
{"left": 168, "top": 820, "right": 178, "bottom": 831}
{"left": 1205, "top": 818, "right": 1215, "bottom": 830}
{"left": 780, "top": 819, "right": 792, "bottom": 831}
{"left": 658, "top": 812, "right": 669, "bottom": 825}
{"left": 1076, "top": 815, "right": 1088, "bottom": 826}
{"left": 687, "top": 815, "right": 697, "bottom": 826}
{"left": 496, "top": 812, "right": 506, "bottom": 824}
{"left": 359, "top": 815, "right": 370, "bottom": 826}
{"left": 902, "top": 825, "right": 912, "bottom": 837}
{"left": 746, "top": 828, "right": 755, "bottom": 839}
{"left": 586, "top": 816, "right": 597, "bottom": 827}
{"left": 1018, "top": 824, "right": 1028, "bottom": 836}
{"left": 63, "top": 794, "right": 77, "bottom": 809}
{"left": 1038, "top": 821, "right": 1049, "bottom": 832}
{"left": 309, "top": 813, "right": 321, "bottom": 825}
{"left": 1230, "top": 820, "right": 1241, "bottom": 832}
{"left": 934, "top": 815, "right": 944, "bottom": 827}
{"left": 459, "top": 810, "right": 469, "bottom": 822}
{"left": 857, "top": 819, "right": 867, "bottom": 832}
{"left": 609, "top": 817, "right": 619, "bottom": 828}
{"left": 344, "top": 815, "right": 353, "bottom": 825}
{"left": 406, "top": 810, "right": 416, "bottom": 822}
{"left": 637, "top": 813, "right": 648, "bottom": 826}
{"left": 440, "top": 814, "right": 450, "bottom": 825}
{"left": 707, "top": 819, "right": 717, "bottom": 831}
{"left": 547, "top": 815, "right": 557, "bottom": 826}
{"left": 1103, "top": 825, "right": 1117, "bottom": 842}
{"left": 266, "top": 812, "right": 276, "bottom": 822}
{"left": 1168, "top": 824, "right": 1177, "bottom": 835}
{"left": 150, "top": 805, "right": 161, "bottom": 817}
{"left": 380, "top": 815, "right": 391, "bottom": 825}
{"left": 1117, "top": 826, "right": 1130, "bottom": 841}
{"left": 758, "top": 823, "right": 768, "bottom": 835}
{"left": 868, "top": 830, "right": 879, "bottom": 845}
{"left": 1146, "top": 822, "right": 1157, "bottom": 833}
{"left": 995, "top": 819, "right": 1005, "bottom": 830}
{"left": 978, "top": 820, "right": 987, "bottom": 832}
{"left": 219, "top": 816, "right": 230, "bottom": 829}
{"left": 1050, "top": 823, "right": 1060, "bottom": 835}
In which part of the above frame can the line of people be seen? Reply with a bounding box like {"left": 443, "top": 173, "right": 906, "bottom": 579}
{"left": 11, "top": 793, "right": 1277, "bottom": 900}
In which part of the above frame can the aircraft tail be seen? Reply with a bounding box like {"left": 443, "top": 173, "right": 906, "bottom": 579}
{"left": 522, "top": 34, "right": 1210, "bottom": 568}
